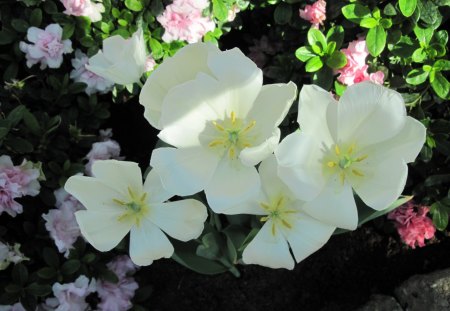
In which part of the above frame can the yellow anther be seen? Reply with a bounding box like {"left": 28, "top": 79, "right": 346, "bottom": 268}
{"left": 356, "top": 155, "right": 368, "bottom": 162}
{"left": 127, "top": 187, "right": 134, "bottom": 199}
{"left": 260, "top": 202, "right": 271, "bottom": 211}
{"left": 140, "top": 192, "right": 147, "bottom": 201}
{"left": 281, "top": 219, "right": 292, "bottom": 229}
{"left": 276, "top": 196, "right": 284, "bottom": 208}
{"left": 208, "top": 139, "right": 224, "bottom": 147}
{"left": 242, "top": 143, "right": 252, "bottom": 148}
{"left": 113, "top": 198, "right": 126, "bottom": 205}
{"left": 231, "top": 111, "right": 236, "bottom": 124}
{"left": 212, "top": 121, "right": 225, "bottom": 131}
{"left": 348, "top": 144, "right": 355, "bottom": 154}
{"left": 242, "top": 120, "right": 256, "bottom": 133}
{"left": 228, "top": 147, "right": 236, "bottom": 159}
{"left": 327, "top": 161, "right": 336, "bottom": 168}
{"left": 340, "top": 172, "right": 345, "bottom": 185}
{"left": 260, "top": 216, "right": 269, "bottom": 222}
{"left": 335, "top": 145, "right": 341, "bottom": 156}
{"left": 352, "top": 169, "right": 364, "bottom": 177}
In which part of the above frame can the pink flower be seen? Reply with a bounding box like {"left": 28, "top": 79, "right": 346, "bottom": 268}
{"left": 97, "top": 256, "right": 139, "bottom": 311}
{"left": 60, "top": 0, "right": 105, "bottom": 22}
{"left": 388, "top": 202, "right": 436, "bottom": 249}
{"left": 336, "top": 38, "right": 385, "bottom": 86}
{"left": 85, "top": 132, "right": 123, "bottom": 176}
{"left": 70, "top": 50, "right": 114, "bottom": 95}
{"left": 42, "top": 188, "right": 85, "bottom": 257}
{"left": 19, "top": 24, "right": 72, "bottom": 69}
{"left": 157, "top": 0, "right": 215, "bottom": 43}
{"left": 45, "top": 275, "right": 96, "bottom": 311}
{"left": 299, "top": 0, "right": 326, "bottom": 28}
{"left": 0, "top": 156, "right": 41, "bottom": 217}
{"left": 144, "top": 55, "right": 157, "bottom": 72}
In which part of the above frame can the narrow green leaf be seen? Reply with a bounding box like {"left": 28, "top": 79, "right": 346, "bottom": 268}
{"left": 399, "top": 0, "right": 417, "bottom": 17}
{"left": 406, "top": 68, "right": 429, "bottom": 85}
{"left": 305, "top": 56, "right": 323, "bottom": 72}
{"left": 366, "top": 25, "right": 386, "bottom": 56}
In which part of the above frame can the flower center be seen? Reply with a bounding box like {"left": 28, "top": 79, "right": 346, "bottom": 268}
{"left": 325, "top": 144, "right": 368, "bottom": 184}
{"left": 208, "top": 111, "right": 257, "bottom": 160}
{"left": 113, "top": 187, "right": 149, "bottom": 226}
{"left": 260, "top": 195, "right": 297, "bottom": 236}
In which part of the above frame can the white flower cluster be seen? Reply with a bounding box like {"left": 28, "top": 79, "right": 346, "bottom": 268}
{"left": 66, "top": 43, "right": 426, "bottom": 270}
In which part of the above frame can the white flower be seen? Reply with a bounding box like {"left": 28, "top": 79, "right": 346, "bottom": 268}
{"left": 226, "top": 155, "right": 335, "bottom": 270}
{"left": 147, "top": 43, "right": 297, "bottom": 213}
{"left": 275, "top": 82, "right": 426, "bottom": 230}
{"left": 86, "top": 29, "right": 147, "bottom": 85}
{"left": 64, "top": 160, "right": 207, "bottom": 266}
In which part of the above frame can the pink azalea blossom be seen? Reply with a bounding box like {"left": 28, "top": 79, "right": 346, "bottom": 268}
{"left": 336, "top": 38, "right": 385, "bottom": 86}
{"left": 0, "top": 156, "right": 41, "bottom": 217}
{"left": 97, "top": 256, "right": 139, "bottom": 311}
{"left": 19, "top": 24, "right": 72, "bottom": 70}
{"left": 45, "top": 275, "right": 96, "bottom": 311}
{"left": 42, "top": 188, "right": 85, "bottom": 257}
{"left": 299, "top": 0, "right": 326, "bottom": 28}
{"left": 70, "top": 49, "right": 114, "bottom": 95}
{"left": 60, "top": 0, "right": 105, "bottom": 22}
{"left": 388, "top": 202, "right": 436, "bottom": 249}
{"left": 157, "top": 0, "right": 215, "bottom": 43}
{"left": 85, "top": 131, "right": 123, "bottom": 176}
{"left": 144, "top": 55, "right": 157, "bottom": 72}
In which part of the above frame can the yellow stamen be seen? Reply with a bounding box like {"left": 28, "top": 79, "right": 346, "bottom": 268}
{"left": 356, "top": 155, "right": 368, "bottom": 162}
{"left": 242, "top": 143, "right": 252, "bottom": 148}
{"left": 352, "top": 169, "right": 364, "bottom": 177}
{"left": 260, "top": 202, "right": 271, "bottom": 211}
{"left": 340, "top": 172, "right": 345, "bottom": 185}
{"left": 127, "top": 187, "right": 134, "bottom": 199}
{"left": 113, "top": 198, "right": 126, "bottom": 205}
{"left": 348, "top": 144, "right": 355, "bottom": 154}
{"left": 242, "top": 120, "right": 256, "bottom": 133}
{"left": 228, "top": 147, "right": 235, "bottom": 159}
{"left": 208, "top": 139, "right": 223, "bottom": 147}
{"left": 276, "top": 196, "right": 284, "bottom": 208}
{"left": 327, "top": 161, "right": 336, "bottom": 168}
{"left": 335, "top": 145, "right": 341, "bottom": 156}
{"left": 260, "top": 216, "right": 269, "bottom": 222}
{"left": 231, "top": 111, "right": 236, "bottom": 125}
{"left": 212, "top": 121, "right": 224, "bottom": 131}
{"left": 281, "top": 219, "right": 292, "bottom": 229}
{"left": 140, "top": 193, "right": 147, "bottom": 201}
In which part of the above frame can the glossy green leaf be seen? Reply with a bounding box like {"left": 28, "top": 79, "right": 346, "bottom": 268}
{"left": 326, "top": 51, "right": 347, "bottom": 69}
{"left": 399, "top": 0, "right": 417, "bottom": 17}
{"left": 360, "top": 17, "right": 378, "bottom": 28}
{"left": 366, "top": 25, "right": 386, "bottom": 56}
{"left": 406, "top": 68, "right": 429, "bottom": 85}
{"left": 305, "top": 56, "right": 323, "bottom": 72}
{"left": 212, "top": 0, "right": 228, "bottom": 22}
{"left": 307, "top": 28, "right": 327, "bottom": 51}
{"left": 430, "top": 201, "right": 450, "bottom": 231}
{"left": 326, "top": 25, "right": 344, "bottom": 49}
{"left": 295, "top": 46, "right": 316, "bottom": 62}
{"left": 431, "top": 72, "right": 450, "bottom": 99}
{"left": 125, "top": 0, "right": 144, "bottom": 11}
{"left": 341, "top": 3, "right": 371, "bottom": 23}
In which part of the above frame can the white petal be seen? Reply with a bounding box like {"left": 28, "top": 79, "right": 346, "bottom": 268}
{"left": 285, "top": 213, "right": 335, "bottom": 263}
{"left": 45, "top": 24, "right": 63, "bottom": 38}
{"left": 242, "top": 221, "right": 295, "bottom": 270}
{"left": 220, "top": 191, "right": 267, "bottom": 215}
{"left": 91, "top": 160, "right": 143, "bottom": 194}
{"left": 247, "top": 82, "right": 297, "bottom": 137}
{"left": 64, "top": 176, "right": 124, "bottom": 212}
{"left": 150, "top": 147, "right": 219, "bottom": 196}
{"left": 239, "top": 128, "right": 280, "bottom": 166}
{"left": 364, "top": 117, "right": 426, "bottom": 164}
{"left": 102, "top": 35, "right": 127, "bottom": 62}
{"left": 140, "top": 43, "right": 220, "bottom": 129}
{"left": 337, "top": 81, "right": 406, "bottom": 147}
{"left": 353, "top": 157, "right": 408, "bottom": 211}
{"left": 27, "top": 27, "right": 43, "bottom": 43}
{"left": 75, "top": 210, "right": 133, "bottom": 252}
{"left": 129, "top": 218, "right": 174, "bottom": 266}
{"left": 207, "top": 48, "right": 262, "bottom": 118}
{"left": 298, "top": 84, "right": 337, "bottom": 143}
{"left": 205, "top": 158, "right": 261, "bottom": 213}
{"left": 143, "top": 169, "right": 174, "bottom": 204}
{"left": 275, "top": 131, "right": 326, "bottom": 201}
{"left": 149, "top": 200, "right": 207, "bottom": 242}
{"left": 301, "top": 179, "right": 358, "bottom": 230}
{"left": 258, "top": 154, "right": 294, "bottom": 201}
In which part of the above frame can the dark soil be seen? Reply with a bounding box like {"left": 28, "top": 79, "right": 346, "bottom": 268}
{"left": 108, "top": 100, "right": 450, "bottom": 311}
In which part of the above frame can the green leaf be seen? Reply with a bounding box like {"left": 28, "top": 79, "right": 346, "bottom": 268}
{"left": 212, "top": 0, "right": 228, "bottom": 22}
{"left": 425, "top": 174, "right": 450, "bottom": 186}
{"left": 334, "top": 81, "right": 346, "bottom": 96}
{"left": 295, "top": 46, "right": 316, "bottom": 62}
{"left": 7, "top": 105, "right": 26, "bottom": 127}
{"left": 43, "top": 0, "right": 58, "bottom": 14}
{"left": 390, "top": 35, "right": 418, "bottom": 58}
{"left": 61, "top": 259, "right": 80, "bottom": 275}
{"left": 358, "top": 196, "right": 413, "bottom": 227}
{"left": 23, "top": 110, "right": 40, "bottom": 135}
{"left": 366, "top": 25, "right": 386, "bottom": 56}
{"left": 11, "top": 19, "right": 29, "bottom": 33}
{"left": 399, "top": 0, "right": 417, "bottom": 17}
{"left": 172, "top": 240, "right": 228, "bottom": 275}
{"left": 431, "top": 72, "right": 450, "bottom": 99}
{"left": 29, "top": 8, "right": 42, "bottom": 27}
{"left": 383, "top": 3, "right": 397, "bottom": 16}
{"left": 42, "top": 247, "right": 60, "bottom": 268}
{"left": 149, "top": 38, "right": 163, "bottom": 60}
{"left": 0, "top": 127, "right": 9, "bottom": 140}
{"left": 326, "top": 26, "right": 344, "bottom": 49}
{"left": 196, "top": 232, "right": 222, "bottom": 260}
{"left": 411, "top": 47, "right": 427, "bottom": 63}
{"left": 379, "top": 18, "right": 392, "bottom": 29}
{"left": 12, "top": 264, "right": 28, "bottom": 286}
{"left": 62, "top": 23, "right": 75, "bottom": 40}
{"left": 26, "top": 283, "right": 52, "bottom": 297}
{"left": 0, "top": 29, "right": 16, "bottom": 45}
{"left": 430, "top": 202, "right": 450, "bottom": 231}
{"left": 305, "top": 56, "right": 323, "bottom": 72}
{"left": 434, "top": 60, "right": 450, "bottom": 71}
{"left": 307, "top": 28, "right": 327, "bottom": 51}
{"left": 37, "top": 267, "right": 56, "bottom": 279}
{"left": 414, "top": 26, "right": 434, "bottom": 44}
{"left": 326, "top": 51, "right": 347, "bottom": 69}
{"left": 4, "top": 63, "right": 18, "bottom": 82}
{"left": 406, "top": 68, "right": 429, "bottom": 85}
{"left": 341, "top": 3, "right": 371, "bottom": 23}
{"left": 274, "top": 3, "right": 292, "bottom": 25}
{"left": 6, "top": 137, "right": 34, "bottom": 153}
{"left": 433, "top": 30, "right": 448, "bottom": 46}
{"left": 360, "top": 17, "right": 378, "bottom": 28}
{"left": 326, "top": 41, "right": 336, "bottom": 55}
{"left": 125, "top": 0, "right": 144, "bottom": 11}
{"left": 79, "top": 36, "right": 95, "bottom": 47}
{"left": 312, "top": 66, "right": 333, "bottom": 90}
